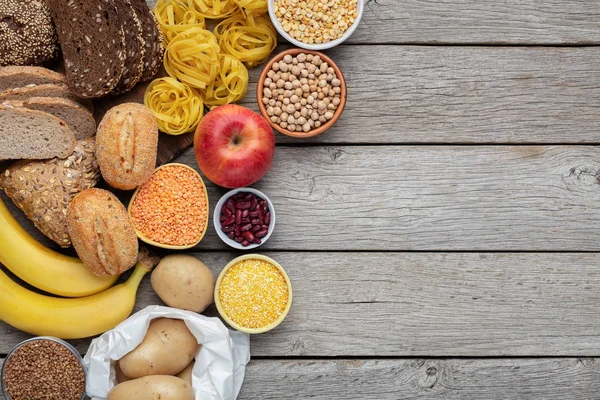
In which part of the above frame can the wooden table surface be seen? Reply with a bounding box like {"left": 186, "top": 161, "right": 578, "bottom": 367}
{"left": 2, "top": 1, "right": 600, "bottom": 398}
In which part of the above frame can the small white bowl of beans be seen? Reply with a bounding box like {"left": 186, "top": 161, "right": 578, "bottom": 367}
{"left": 269, "top": 0, "right": 364, "bottom": 50}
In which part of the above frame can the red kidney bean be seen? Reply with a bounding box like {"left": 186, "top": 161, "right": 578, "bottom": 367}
{"left": 244, "top": 193, "right": 253, "bottom": 201}
{"left": 220, "top": 214, "right": 228, "bottom": 222}
{"left": 235, "top": 225, "right": 241, "bottom": 237}
{"left": 251, "top": 225, "right": 262, "bottom": 233}
{"left": 222, "top": 225, "right": 234, "bottom": 233}
{"left": 227, "top": 232, "right": 235, "bottom": 239}
{"left": 240, "top": 223, "right": 253, "bottom": 232}
{"left": 261, "top": 224, "right": 269, "bottom": 230}
{"left": 250, "top": 197, "right": 258, "bottom": 210}
{"left": 234, "top": 236, "right": 243, "bottom": 243}
{"left": 223, "top": 207, "right": 233, "bottom": 217}
{"left": 253, "top": 238, "right": 261, "bottom": 244}
{"left": 264, "top": 212, "right": 271, "bottom": 225}
{"left": 235, "top": 209, "right": 242, "bottom": 225}
{"left": 249, "top": 211, "right": 258, "bottom": 217}
{"left": 241, "top": 218, "right": 249, "bottom": 224}
{"left": 236, "top": 201, "right": 252, "bottom": 210}
{"left": 226, "top": 199, "right": 235, "bottom": 213}
{"left": 258, "top": 207, "right": 264, "bottom": 220}
{"left": 242, "top": 209, "right": 249, "bottom": 218}
{"left": 251, "top": 219, "right": 262, "bottom": 225}
{"left": 242, "top": 231, "right": 255, "bottom": 241}
{"left": 241, "top": 240, "right": 250, "bottom": 246}
{"left": 223, "top": 215, "right": 235, "bottom": 226}
{"left": 255, "top": 229, "right": 268, "bottom": 238}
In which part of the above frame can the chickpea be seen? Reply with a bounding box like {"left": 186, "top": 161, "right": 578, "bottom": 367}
{"left": 279, "top": 62, "right": 289, "bottom": 72}
{"left": 276, "top": 79, "right": 285, "bottom": 88}
{"left": 280, "top": 112, "right": 289, "bottom": 121}
{"left": 294, "top": 88, "right": 303, "bottom": 97}
{"left": 332, "top": 97, "right": 341, "bottom": 106}
{"left": 290, "top": 94, "right": 299, "bottom": 103}
{"left": 267, "top": 71, "right": 274, "bottom": 79}
{"left": 332, "top": 78, "right": 341, "bottom": 87}
{"left": 315, "top": 120, "right": 321, "bottom": 128}
{"left": 291, "top": 65, "right": 301, "bottom": 76}
{"left": 283, "top": 54, "right": 293, "bottom": 63}
{"left": 297, "top": 53, "right": 306, "bottom": 62}
{"left": 294, "top": 111, "right": 301, "bottom": 118}
{"left": 288, "top": 124, "right": 296, "bottom": 131}
{"left": 325, "top": 111, "right": 334, "bottom": 120}
{"left": 274, "top": 107, "right": 282, "bottom": 116}
{"left": 284, "top": 81, "right": 293, "bottom": 90}
{"left": 272, "top": 62, "right": 280, "bottom": 71}
{"left": 269, "top": 82, "right": 277, "bottom": 91}
{"left": 284, "top": 90, "right": 293, "bottom": 97}
{"left": 269, "top": 99, "right": 276, "bottom": 107}
{"left": 292, "top": 80, "right": 301, "bottom": 89}
{"left": 270, "top": 115, "right": 278, "bottom": 123}
{"left": 300, "top": 98, "right": 307, "bottom": 106}
{"left": 262, "top": 97, "right": 268, "bottom": 105}
{"left": 302, "top": 122, "right": 311, "bottom": 132}
{"left": 287, "top": 115, "right": 295, "bottom": 124}
{"left": 283, "top": 98, "right": 290, "bottom": 105}
{"left": 281, "top": 72, "right": 289, "bottom": 81}
{"left": 280, "top": 121, "right": 288, "bottom": 128}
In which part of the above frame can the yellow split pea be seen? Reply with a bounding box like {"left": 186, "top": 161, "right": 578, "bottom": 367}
{"left": 218, "top": 259, "right": 289, "bottom": 329}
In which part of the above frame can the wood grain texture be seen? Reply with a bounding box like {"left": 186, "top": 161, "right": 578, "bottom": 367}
{"left": 1, "top": 357, "right": 599, "bottom": 400}
{"left": 145, "top": 0, "right": 600, "bottom": 45}
{"left": 7, "top": 145, "right": 600, "bottom": 251}
{"left": 2, "top": 252, "right": 600, "bottom": 356}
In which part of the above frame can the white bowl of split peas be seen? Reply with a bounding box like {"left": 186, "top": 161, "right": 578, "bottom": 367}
{"left": 268, "top": 0, "right": 364, "bottom": 50}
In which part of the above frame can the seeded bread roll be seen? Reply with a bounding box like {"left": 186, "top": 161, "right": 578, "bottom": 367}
{"left": 112, "top": 0, "right": 145, "bottom": 94}
{"left": 2, "top": 97, "right": 96, "bottom": 140}
{"left": 46, "top": 0, "right": 126, "bottom": 98}
{"left": 0, "top": 0, "right": 59, "bottom": 66}
{"left": 0, "top": 83, "right": 93, "bottom": 111}
{"left": 0, "top": 107, "right": 76, "bottom": 160}
{"left": 0, "top": 66, "right": 65, "bottom": 91}
{"left": 129, "top": 0, "right": 164, "bottom": 81}
{"left": 0, "top": 138, "right": 100, "bottom": 247}
{"left": 96, "top": 103, "right": 158, "bottom": 190}
{"left": 67, "top": 188, "right": 139, "bottom": 277}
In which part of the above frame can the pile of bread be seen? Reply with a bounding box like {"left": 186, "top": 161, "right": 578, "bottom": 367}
{"left": 0, "top": 0, "right": 162, "bottom": 98}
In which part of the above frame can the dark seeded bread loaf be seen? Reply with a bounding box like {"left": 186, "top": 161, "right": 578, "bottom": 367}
{"left": 112, "top": 0, "right": 145, "bottom": 94}
{"left": 46, "top": 0, "right": 126, "bottom": 98}
{"left": 129, "top": 0, "right": 163, "bottom": 81}
{"left": 0, "top": 66, "right": 65, "bottom": 91}
{"left": 0, "top": 107, "right": 76, "bottom": 160}
{"left": 0, "top": 83, "right": 93, "bottom": 111}
{"left": 0, "top": 0, "right": 60, "bottom": 66}
{"left": 2, "top": 97, "right": 96, "bottom": 140}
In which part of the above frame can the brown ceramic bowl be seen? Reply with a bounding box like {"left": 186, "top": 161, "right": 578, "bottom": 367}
{"left": 257, "top": 48, "right": 347, "bottom": 138}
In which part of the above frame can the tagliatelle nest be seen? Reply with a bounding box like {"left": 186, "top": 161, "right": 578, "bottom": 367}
{"left": 144, "top": 77, "right": 205, "bottom": 135}
{"left": 192, "top": 0, "right": 237, "bottom": 18}
{"left": 214, "top": 14, "right": 277, "bottom": 68}
{"left": 233, "top": 0, "right": 268, "bottom": 17}
{"left": 203, "top": 54, "right": 249, "bottom": 107}
{"left": 154, "top": 0, "right": 206, "bottom": 45}
{"left": 163, "top": 27, "right": 220, "bottom": 89}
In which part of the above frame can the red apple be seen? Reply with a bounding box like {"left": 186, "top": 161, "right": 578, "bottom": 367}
{"left": 194, "top": 104, "right": 275, "bottom": 188}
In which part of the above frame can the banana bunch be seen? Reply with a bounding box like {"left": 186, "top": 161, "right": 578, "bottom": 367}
{"left": 0, "top": 198, "right": 159, "bottom": 339}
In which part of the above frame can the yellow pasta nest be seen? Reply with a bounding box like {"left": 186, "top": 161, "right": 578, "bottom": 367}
{"left": 234, "top": 0, "right": 268, "bottom": 17}
{"left": 154, "top": 0, "right": 206, "bottom": 45}
{"left": 192, "top": 0, "right": 237, "bottom": 18}
{"left": 144, "top": 77, "right": 205, "bottom": 135}
{"left": 164, "top": 28, "right": 220, "bottom": 89}
{"left": 204, "top": 54, "right": 249, "bottom": 107}
{"left": 214, "top": 14, "right": 277, "bottom": 68}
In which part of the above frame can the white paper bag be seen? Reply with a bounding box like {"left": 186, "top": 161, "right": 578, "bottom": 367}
{"left": 83, "top": 305, "right": 250, "bottom": 400}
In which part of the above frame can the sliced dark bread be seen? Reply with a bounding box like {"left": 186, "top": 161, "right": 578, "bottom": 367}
{"left": 0, "top": 107, "right": 76, "bottom": 160}
{"left": 2, "top": 97, "right": 96, "bottom": 140}
{"left": 0, "top": 84, "right": 93, "bottom": 111}
{"left": 46, "top": 0, "right": 126, "bottom": 98}
{"left": 112, "top": 0, "right": 145, "bottom": 94}
{"left": 0, "top": 66, "right": 66, "bottom": 91}
{"left": 128, "top": 0, "right": 163, "bottom": 81}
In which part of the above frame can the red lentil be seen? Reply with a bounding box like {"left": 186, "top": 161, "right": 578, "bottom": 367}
{"left": 219, "top": 258, "right": 289, "bottom": 329}
{"left": 130, "top": 165, "right": 208, "bottom": 246}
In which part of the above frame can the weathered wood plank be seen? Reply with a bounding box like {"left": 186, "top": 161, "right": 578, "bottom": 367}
{"left": 7, "top": 145, "right": 600, "bottom": 251}
{"left": 2, "top": 252, "right": 600, "bottom": 356}
{"left": 1, "top": 357, "right": 600, "bottom": 400}
{"left": 145, "top": 0, "right": 600, "bottom": 45}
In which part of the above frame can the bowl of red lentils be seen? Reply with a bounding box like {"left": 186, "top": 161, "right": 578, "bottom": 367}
{"left": 1, "top": 337, "right": 86, "bottom": 400}
{"left": 215, "top": 254, "right": 292, "bottom": 334}
{"left": 128, "top": 163, "right": 210, "bottom": 250}
{"left": 257, "top": 48, "right": 347, "bottom": 138}
{"left": 269, "top": 0, "right": 363, "bottom": 50}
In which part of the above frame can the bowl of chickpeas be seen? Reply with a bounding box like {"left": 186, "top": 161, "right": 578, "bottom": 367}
{"left": 257, "top": 49, "right": 347, "bottom": 138}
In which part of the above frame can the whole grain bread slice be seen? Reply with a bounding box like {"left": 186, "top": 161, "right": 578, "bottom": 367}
{"left": 0, "top": 107, "right": 76, "bottom": 160}
{"left": 2, "top": 97, "right": 96, "bottom": 140}
{"left": 0, "top": 83, "right": 93, "bottom": 111}
{"left": 112, "top": 0, "right": 145, "bottom": 94}
{"left": 0, "top": 66, "right": 66, "bottom": 91}
{"left": 128, "top": 0, "right": 163, "bottom": 82}
{"left": 46, "top": 0, "right": 126, "bottom": 98}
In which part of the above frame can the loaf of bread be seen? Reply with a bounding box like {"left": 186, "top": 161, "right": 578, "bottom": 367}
{"left": 0, "top": 83, "right": 93, "bottom": 111}
{"left": 3, "top": 97, "right": 96, "bottom": 140}
{"left": 97, "top": 103, "right": 159, "bottom": 190}
{"left": 0, "top": 0, "right": 59, "bottom": 66}
{"left": 67, "top": 188, "right": 139, "bottom": 277}
{"left": 112, "top": 0, "right": 145, "bottom": 94}
{"left": 0, "top": 66, "right": 65, "bottom": 91}
{"left": 128, "top": 0, "right": 164, "bottom": 81}
{"left": 46, "top": 0, "right": 126, "bottom": 98}
{"left": 0, "top": 106, "right": 76, "bottom": 160}
{"left": 0, "top": 138, "right": 100, "bottom": 247}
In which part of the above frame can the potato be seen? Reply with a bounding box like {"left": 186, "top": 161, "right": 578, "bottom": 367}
{"left": 107, "top": 375, "right": 193, "bottom": 400}
{"left": 176, "top": 359, "right": 195, "bottom": 386}
{"left": 151, "top": 254, "right": 215, "bottom": 312}
{"left": 119, "top": 318, "right": 198, "bottom": 379}
{"left": 114, "top": 362, "right": 130, "bottom": 383}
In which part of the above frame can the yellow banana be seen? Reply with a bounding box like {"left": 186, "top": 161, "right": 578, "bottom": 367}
{"left": 0, "top": 252, "right": 157, "bottom": 339}
{"left": 0, "top": 197, "right": 117, "bottom": 297}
